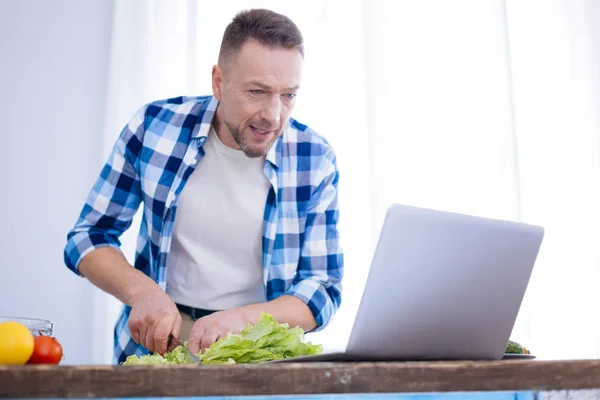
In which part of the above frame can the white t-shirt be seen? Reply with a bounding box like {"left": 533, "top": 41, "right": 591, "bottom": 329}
{"left": 165, "top": 125, "right": 270, "bottom": 310}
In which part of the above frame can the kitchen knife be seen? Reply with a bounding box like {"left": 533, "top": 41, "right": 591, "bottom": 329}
{"left": 167, "top": 335, "right": 202, "bottom": 364}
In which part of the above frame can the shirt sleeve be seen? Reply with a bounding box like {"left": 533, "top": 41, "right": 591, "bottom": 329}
{"left": 63, "top": 106, "right": 146, "bottom": 275}
{"left": 284, "top": 147, "right": 344, "bottom": 331}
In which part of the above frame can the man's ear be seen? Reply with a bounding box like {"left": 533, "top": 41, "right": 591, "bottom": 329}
{"left": 212, "top": 65, "right": 223, "bottom": 101}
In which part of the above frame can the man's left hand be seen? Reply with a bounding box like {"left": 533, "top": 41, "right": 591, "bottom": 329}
{"left": 187, "top": 296, "right": 316, "bottom": 354}
{"left": 187, "top": 308, "right": 252, "bottom": 354}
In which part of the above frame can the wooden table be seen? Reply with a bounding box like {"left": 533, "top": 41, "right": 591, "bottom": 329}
{"left": 2, "top": 360, "right": 600, "bottom": 399}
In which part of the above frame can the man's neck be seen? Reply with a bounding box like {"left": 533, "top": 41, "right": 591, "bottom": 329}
{"left": 213, "top": 106, "right": 240, "bottom": 150}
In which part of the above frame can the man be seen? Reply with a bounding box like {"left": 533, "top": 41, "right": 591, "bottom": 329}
{"left": 64, "top": 9, "right": 343, "bottom": 364}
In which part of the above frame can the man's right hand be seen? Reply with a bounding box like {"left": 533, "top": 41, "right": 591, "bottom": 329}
{"left": 128, "top": 289, "right": 182, "bottom": 355}
{"left": 78, "top": 247, "right": 183, "bottom": 355}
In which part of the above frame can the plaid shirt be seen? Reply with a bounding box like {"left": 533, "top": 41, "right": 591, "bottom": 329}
{"left": 64, "top": 95, "right": 343, "bottom": 364}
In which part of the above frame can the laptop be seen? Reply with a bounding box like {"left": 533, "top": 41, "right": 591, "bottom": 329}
{"left": 274, "top": 203, "right": 544, "bottom": 362}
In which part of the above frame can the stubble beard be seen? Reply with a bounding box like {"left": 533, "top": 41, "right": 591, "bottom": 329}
{"left": 225, "top": 119, "right": 281, "bottom": 158}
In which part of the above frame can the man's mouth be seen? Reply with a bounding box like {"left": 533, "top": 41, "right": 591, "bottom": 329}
{"left": 250, "top": 125, "right": 273, "bottom": 136}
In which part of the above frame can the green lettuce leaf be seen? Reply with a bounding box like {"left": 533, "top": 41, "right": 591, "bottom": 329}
{"left": 200, "top": 312, "right": 322, "bottom": 364}
{"left": 121, "top": 312, "right": 322, "bottom": 365}
{"left": 122, "top": 344, "right": 196, "bottom": 365}
{"left": 122, "top": 346, "right": 193, "bottom": 365}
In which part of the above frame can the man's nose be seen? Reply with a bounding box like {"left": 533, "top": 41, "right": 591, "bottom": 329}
{"left": 260, "top": 96, "right": 281, "bottom": 127}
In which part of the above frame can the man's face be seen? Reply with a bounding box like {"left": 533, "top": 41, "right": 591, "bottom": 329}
{"left": 212, "top": 40, "right": 303, "bottom": 158}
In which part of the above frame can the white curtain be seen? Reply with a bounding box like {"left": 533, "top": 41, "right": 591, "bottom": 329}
{"left": 94, "top": 0, "right": 600, "bottom": 363}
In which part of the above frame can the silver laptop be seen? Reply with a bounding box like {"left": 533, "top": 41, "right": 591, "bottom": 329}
{"left": 275, "top": 203, "right": 544, "bottom": 362}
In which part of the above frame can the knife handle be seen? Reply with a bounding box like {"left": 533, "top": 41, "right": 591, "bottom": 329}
{"left": 166, "top": 334, "right": 182, "bottom": 352}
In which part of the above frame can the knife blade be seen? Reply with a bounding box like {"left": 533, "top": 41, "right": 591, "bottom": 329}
{"left": 167, "top": 335, "right": 202, "bottom": 364}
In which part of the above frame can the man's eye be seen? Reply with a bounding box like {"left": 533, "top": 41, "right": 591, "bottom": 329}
{"left": 284, "top": 93, "right": 296, "bottom": 99}
{"left": 250, "top": 89, "right": 265, "bottom": 95}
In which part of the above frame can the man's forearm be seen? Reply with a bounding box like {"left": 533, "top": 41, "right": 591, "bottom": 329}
{"left": 240, "top": 295, "right": 317, "bottom": 332}
{"left": 78, "top": 247, "right": 162, "bottom": 306}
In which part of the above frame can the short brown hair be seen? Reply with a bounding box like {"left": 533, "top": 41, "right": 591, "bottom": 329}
{"left": 218, "top": 9, "right": 304, "bottom": 66}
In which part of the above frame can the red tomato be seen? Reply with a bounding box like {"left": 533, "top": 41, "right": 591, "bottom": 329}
{"left": 28, "top": 336, "right": 63, "bottom": 364}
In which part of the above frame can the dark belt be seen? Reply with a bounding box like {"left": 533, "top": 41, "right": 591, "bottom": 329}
{"left": 175, "top": 303, "right": 219, "bottom": 321}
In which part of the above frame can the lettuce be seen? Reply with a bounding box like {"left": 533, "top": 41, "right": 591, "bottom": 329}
{"left": 200, "top": 312, "right": 322, "bottom": 364}
{"left": 121, "top": 312, "right": 322, "bottom": 365}
{"left": 122, "top": 344, "right": 195, "bottom": 365}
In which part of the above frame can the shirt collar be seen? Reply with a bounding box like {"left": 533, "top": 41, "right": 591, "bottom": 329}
{"left": 265, "top": 134, "right": 282, "bottom": 169}
{"left": 191, "top": 95, "right": 219, "bottom": 140}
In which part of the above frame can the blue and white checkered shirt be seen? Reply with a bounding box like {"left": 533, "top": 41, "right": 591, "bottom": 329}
{"left": 64, "top": 95, "right": 344, "bottom": 364}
